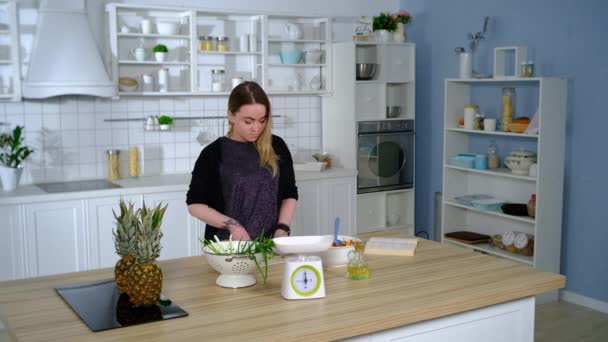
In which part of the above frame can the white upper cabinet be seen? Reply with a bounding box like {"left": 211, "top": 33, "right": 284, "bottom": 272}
{"left": 106, "top": 3, "right": 331, "bottom": 97}
{"left": 0, "top": 0, "right": 21, "bottom": 101}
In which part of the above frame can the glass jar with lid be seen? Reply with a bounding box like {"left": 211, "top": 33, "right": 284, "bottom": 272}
{"left": 211, "top": 69, "right": 225, "bottom": 92}
{"left": 208, "top": 36, "right": 218, "bottom": 51}
{"left": 217, "top": 36, "right": 230, "bottom": 51}
{"left": 199, "top": 36, "right": 212, "bottom": 51}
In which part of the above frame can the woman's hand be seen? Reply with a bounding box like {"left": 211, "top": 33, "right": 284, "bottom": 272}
{"left": 273, "top": 229, "right": 289, "bottom": 238}
{"left": 228, "top": 224, "right": 252, "bottom": 241}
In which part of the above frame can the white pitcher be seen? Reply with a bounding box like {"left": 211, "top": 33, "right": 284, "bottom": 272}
{"left": 284, "top": 23, "right": 303, "bottom": 40}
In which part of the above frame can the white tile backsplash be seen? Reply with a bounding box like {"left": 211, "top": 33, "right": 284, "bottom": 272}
{"left": 4, "top": 95, "right": 322, "bottom": 184}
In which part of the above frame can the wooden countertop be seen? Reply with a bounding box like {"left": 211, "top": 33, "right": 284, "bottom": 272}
{"left": 0, "top": 232, "right": 565, "bottom": 341}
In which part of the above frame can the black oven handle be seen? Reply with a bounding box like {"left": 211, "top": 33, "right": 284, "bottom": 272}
{"left": 358, "top": 131, "right": 414, "bottom": 136}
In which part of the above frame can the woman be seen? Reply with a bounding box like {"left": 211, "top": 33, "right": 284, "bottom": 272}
{"left": 187, "top": 81, "right": 297, "bottom": 241}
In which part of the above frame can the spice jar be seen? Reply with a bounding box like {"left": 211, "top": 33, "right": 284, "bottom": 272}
{"left": 199, "top": 36, "right": 212, "bottom": 51}
{"left": 106, "top": 149, "right": 120, "bottom": 180}
{"left": 208, "top": 36, "right": 217, "bottom": 51}
{"left": 501, "top": 87, "right": 515, "bottom": 132}
{"left": 488, "top": 140, "right": 500, "bottom": 169}
{"left": 527, "top": 194, "right": 536, "bottom": 217}
{"left": 211, "top": 69, "right": 225, "bottom": 92}
{"left": 217, "top": 36, "right": 229, "bottom": 51}
{"left": 474, "top": 113, "right": 485, "bottom": 130}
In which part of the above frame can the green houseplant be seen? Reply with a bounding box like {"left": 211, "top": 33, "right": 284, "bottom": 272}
{"left": 152, "top": 44, "right": 168, "bottom": 62}
{"left": 0, "top": 126, "right": 34, "bottom": 191}
{"left": 372, "top": 12, "right": 397, "bottom": 42}
{"left": 158, "top": 115, "right": 173, "bottom": 130}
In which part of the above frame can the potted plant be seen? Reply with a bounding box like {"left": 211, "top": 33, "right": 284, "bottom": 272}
{"left": 391, "top": 10, "right": 412, "bottom": 42}
{"left": 0, "top": 126, "right": 34, "bottom": 191}
{"left": 158, "top": 115, "right": 173, "bottom": 130}
{"left": 152, "top": 44, "right": 168, "bottom": 62}
{"left": 372, "top": 12, "right": 397, "bottom": 42}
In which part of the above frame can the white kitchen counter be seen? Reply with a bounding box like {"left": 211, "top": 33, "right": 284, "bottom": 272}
{"left": 0, "top": 168, "right": 357, "bottom": 205}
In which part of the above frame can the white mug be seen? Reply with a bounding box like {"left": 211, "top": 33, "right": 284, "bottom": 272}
{"left": 484, "top": 118, "right": 497, "bottom": 131}
{"left": 141, "top": 19, "right": 152, "bottom": 34}
{"left": 131, "top": 47, "right": 146, "bottom": 61}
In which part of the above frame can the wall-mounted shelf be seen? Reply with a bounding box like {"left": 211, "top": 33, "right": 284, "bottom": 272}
{"left": 0, "top": 0, "right": 21, "bottom": 101}
{"left": 107, "top": 3, "right": 332, "bottom": 97}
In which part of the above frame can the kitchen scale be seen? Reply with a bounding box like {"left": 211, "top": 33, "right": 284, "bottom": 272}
{"left": 273, "top": 235, "right": 333, "bottom": 300}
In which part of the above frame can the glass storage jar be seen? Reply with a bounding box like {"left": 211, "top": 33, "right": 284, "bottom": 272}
{"left": 211, "top": 69, "right": 225, "bottom": 92}
{"left": 488, "top": 140, "right": 500, "bottom": 169}
{"left": 501, "top": 87, "right": 515, "bottom": 132}
{"left": 199, "top": 36, "right": 212, "bottom": 51}
{"left": 106, "top": 149, "right": 120, "bottom": 180}
{"left": 208, "top": 36, "right": 218, "bottom": 51}
{"left": 217, "top": 36, "right": 229, "bottom": 51}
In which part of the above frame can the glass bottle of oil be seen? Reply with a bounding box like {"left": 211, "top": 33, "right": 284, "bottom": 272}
{"left": 346, "top": 242, "right": 370, "bottom": 280}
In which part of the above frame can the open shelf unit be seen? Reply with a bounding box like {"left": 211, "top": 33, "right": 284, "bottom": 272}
{"left": 441, "top": 77, "right": 567, "bottom": 301}
{"left": 0, "top": 0, "right": 21, "bottom": 101}
{"left": 106, "top": 3, "right": 331, "bottom": 97}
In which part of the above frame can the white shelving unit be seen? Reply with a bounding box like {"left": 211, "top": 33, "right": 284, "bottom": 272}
{"left": 0, "top": 0, "right": 21, "bottom": 101}
{"left": 441, "top": 77, "right": 567, "bottom": 300}
{"left": 323, "top": 42, "right": 416, "bottom": 235}
{"left": 106, "top": 3, "right": 331, "bottom": 97}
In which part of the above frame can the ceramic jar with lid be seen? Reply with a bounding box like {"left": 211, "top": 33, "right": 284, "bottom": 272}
{"left": 504, "top": 149, "right": 537, "bottom": 175}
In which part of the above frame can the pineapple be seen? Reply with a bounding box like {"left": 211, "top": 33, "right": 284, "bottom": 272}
{"left": 112, "top": 199, "right": 140, "bottom": 294}
{"left": 128, "top": 202, "right": 167, "bottom": 306}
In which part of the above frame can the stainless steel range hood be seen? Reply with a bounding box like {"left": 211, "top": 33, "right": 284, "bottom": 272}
{"left": 22, "top": 0, "right": 116, "bottom": 98}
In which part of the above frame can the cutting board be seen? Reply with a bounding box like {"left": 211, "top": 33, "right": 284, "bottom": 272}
{"left": 444, "top": 231, "right": 491, "bottom": 244}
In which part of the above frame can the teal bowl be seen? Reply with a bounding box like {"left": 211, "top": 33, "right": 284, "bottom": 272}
{"left": 280, "top": 50, "right": 302, "bottom": 64}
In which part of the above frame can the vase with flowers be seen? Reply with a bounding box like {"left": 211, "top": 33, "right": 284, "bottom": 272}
{"left": 372, "top": 12, "right": 397, "bottom": 42}
{"left": 391, "top": 10, "right": 412, "bottom": 42}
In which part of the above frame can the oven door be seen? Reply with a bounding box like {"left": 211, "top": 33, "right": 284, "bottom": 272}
{"left": 357, "top": 131, "right": 414, "bottom": 193}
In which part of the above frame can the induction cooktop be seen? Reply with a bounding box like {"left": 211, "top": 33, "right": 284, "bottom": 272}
{"left": 55, "top": 279, "right": 188, "bottom": 332}
{"left": 37, "top": 179, "right": 121, "bottom": 193}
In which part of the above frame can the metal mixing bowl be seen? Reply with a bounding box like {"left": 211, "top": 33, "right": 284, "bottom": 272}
{"left": 356, "top": 63, "right": 377, "bottom": 80}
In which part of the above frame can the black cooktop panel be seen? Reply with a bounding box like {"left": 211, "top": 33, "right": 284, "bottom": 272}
{"left": 55, "top": 279, "right": 188, "bottom": 332}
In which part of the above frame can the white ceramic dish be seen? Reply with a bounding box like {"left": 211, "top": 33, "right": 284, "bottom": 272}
{"left": 273, "top": 235, "right": 333, "bottom": 255}
{"left": 156, "top": 22, "right": 178, "bottom": 35}
{"left": 321, "top": 235, "right": 361, "bottom": 267}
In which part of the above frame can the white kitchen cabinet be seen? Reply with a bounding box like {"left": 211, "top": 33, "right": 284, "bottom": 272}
{"left": 325, "top": 176, "right": 356, "bottom": 236}
{"left": 24, "top": 200, "right": 87, "bottom": 277}
{"left": 106, "top": 3, "right": 331, "bottom": 97}
{"left": 144, "top": 191, "right": 199, "bottom": 260}
{"left": 292, "top": 179, "right": 326, "bottom": 236}
{"left": 0, "top": 205, "right": 24, "bottom": 281}
{"left": 441, "top": 77, "right": 567, "bottom": 300}
{"left": 87, "top": 195, "right": 143, "bottom": 269}
{"left": 323, "top": 42, "right": 416, "bottom": 235}
{"left": 292, "top": 175, "right": 356, "bottom": 237}
{"left": 0, "top": 0, "right": 21, "bottom": 101}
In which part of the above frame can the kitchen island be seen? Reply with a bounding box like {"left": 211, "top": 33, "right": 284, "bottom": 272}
{"left": 0, "top": 232, "right": 564, "bottom": 341}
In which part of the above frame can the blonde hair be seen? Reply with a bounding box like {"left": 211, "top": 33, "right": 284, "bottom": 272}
{"left": 227, "top": 82, "right": 278, "bottom": 177}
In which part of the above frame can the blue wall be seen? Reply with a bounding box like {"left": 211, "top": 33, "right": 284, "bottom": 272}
{"left": 403, "top": 0, "right": 608, "bottom": 302}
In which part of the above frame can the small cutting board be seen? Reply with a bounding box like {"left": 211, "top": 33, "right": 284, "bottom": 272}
{"left": 444, "top": 231, "right": 491, "bottom": 244}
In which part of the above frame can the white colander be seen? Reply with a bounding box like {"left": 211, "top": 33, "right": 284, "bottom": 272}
{"left": 203, "top": 241, "right": 262, "bottom": 288}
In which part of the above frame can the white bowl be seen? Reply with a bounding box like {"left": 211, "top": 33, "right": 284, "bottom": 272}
{"left": 156, "top": 22, "right": 178, "bottom": 35}
{"left": 118, "top": 77, "right": 138, "bottom": 92}
{"left": 321, "top": 235, "right": 361, "bottom": 267}
{"left": 203, "top": 241, "right": 262, "bottom": 288}
{"left": 304, "top": 50, "right": 322, "bottom": 64}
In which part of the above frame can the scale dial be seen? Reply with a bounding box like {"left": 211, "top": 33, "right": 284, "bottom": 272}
{"left": 290, "top": 265, "right": 321, "bottom": 297}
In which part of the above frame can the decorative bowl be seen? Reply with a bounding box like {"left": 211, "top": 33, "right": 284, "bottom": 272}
{"left": 321, "top": 235, "right": 361, "bottom": 267}
{"left": 507, "top": 122, "right": 529, "bottom": 133}
{"left": 118, "top": 77, "right": 138, "bottom": 92}
{"left": 312, "top": 152, "right": 332, "bottom": 167}
{"left": 356, "top": 63, "right": 377, "bottom": 80}
{"left": 156, "top": 22, "right": 178, "bottom": 35}
{"left": 501, "top": 203, "right": 529, "bottom": 216}
{"left": 203, "top": 241, "right": 262, "bottom": 288}
{"left": 303, "top": 50, "right": 323, "bottom": 64}
{"left": 280, "top": 50, "right": 302, "bottom": 64}
{"left": 504, "top": 149, "right": 537, "bottom": 175}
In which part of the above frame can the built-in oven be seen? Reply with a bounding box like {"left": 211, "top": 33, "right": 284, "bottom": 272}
{"left": 357, "top": 120, "right": 414, "bottom": 194}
